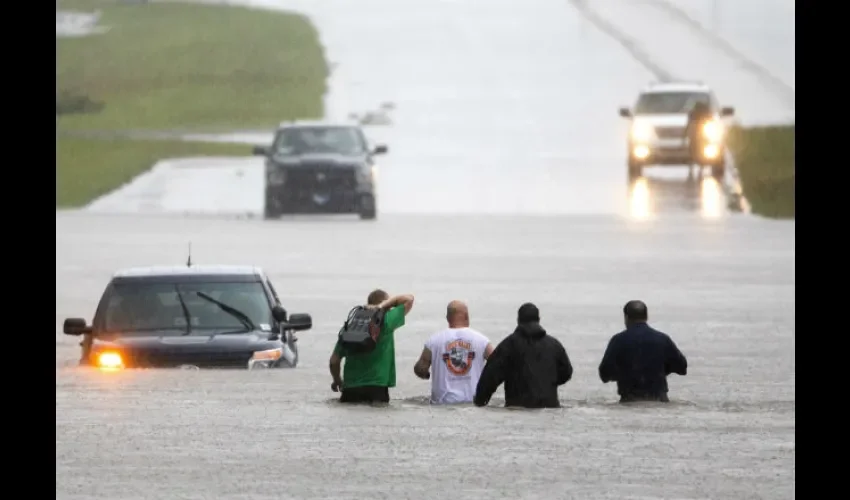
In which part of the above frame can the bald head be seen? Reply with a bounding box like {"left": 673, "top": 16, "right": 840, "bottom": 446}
{"left": 446, "top": 300, "right": 470, "bottom": 328}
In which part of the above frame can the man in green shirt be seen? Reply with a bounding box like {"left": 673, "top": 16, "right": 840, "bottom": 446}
{"left": 329, "top": 289, "right": 415, "bottom": 404}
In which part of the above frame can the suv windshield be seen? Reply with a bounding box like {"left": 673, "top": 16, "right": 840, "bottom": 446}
{"left": 272, "top": 126, "right": 366, "bottom": 156}
{"left": 99, "top": 281, "right": 271, "bottom": 335}
{"left": 634, "top": 92, "right": 711, "bottom": 114}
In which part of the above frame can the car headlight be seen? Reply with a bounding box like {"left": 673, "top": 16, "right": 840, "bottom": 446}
{"left": 247, "top": 348, "right": 283, "bottom": 369}
{"left": 630, "top": 122, "right": 655, "bottom": 142}
{"left": 95, "top": 351, "right": 124, "bottom": 371}
{"left": 267, "top": 168, "right": 287, "bottom": 186}
{"left": 357, "top": 165, "right": 375, "bottom": 184}
{"left": 702, "top": 120, "right": 724, "bottom": 142}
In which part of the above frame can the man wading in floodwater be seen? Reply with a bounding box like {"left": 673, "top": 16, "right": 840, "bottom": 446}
{"left": 474, "top": 303, "right": 573, "bottom": 408}
{"left": 413, "top": 300, "right": 494, "bottom": 404}
{"left": 598, "top": 300, "right": 688, "bottom": 403}
{"left": 328, "top": 289, "right": 414, "bottom": 404}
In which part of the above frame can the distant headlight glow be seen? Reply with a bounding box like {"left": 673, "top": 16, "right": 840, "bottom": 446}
{"left": 630, "top": 122, "right": 656, "bottom": 142}
{"left": 702, "top": 120, "right": 724, "bottom": 142}
{"left": 632, "top": 145, "right": 650, "bottom": 159}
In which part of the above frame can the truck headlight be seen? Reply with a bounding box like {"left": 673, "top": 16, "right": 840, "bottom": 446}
{"left": 95, "top": 351, "right": 124, "bottom": 371}
{"left": 702, "top": 120, "right": 724, "bottom": 142}
{"left": 703, "top": 144, "right": 720, "bottom": 159}
{"left": 267, "top": 169, "right": 286, "bottom": 186}
{"left": 630, "top": 122, "right": 655, "bottom": 142}
{"left": 248, "top": 348, "right": 283, "bottom": 369}
{"left": 357, "top": 165, "right": 375, "bottom": 184}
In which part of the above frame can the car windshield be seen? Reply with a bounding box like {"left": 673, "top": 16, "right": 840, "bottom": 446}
{"left": 272, "top": 126, "right": 366, "bottom": 155}
{"left": 99, "top": 281, "right": 272, "bottom": 335}
{"left": 634, "top": 92, "right": 711, "bottom": 114}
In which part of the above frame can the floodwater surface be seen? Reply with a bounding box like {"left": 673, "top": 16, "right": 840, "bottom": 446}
{"left": 56, "top": 212, "right": 795, "bottom": 500}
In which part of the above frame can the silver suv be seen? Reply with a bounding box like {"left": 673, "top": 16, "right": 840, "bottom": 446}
{"left": 618, "top": 82, "right": 735, "bottom": 180}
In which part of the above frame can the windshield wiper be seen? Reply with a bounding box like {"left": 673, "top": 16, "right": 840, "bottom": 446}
{"left": 195, "top": 292, "right": 256, "bottom": 332}
{"left": 175, "top": 286, "right": 192, "bottom": 335}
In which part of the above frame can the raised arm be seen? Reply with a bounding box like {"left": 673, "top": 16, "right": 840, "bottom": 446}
{"left": 378, "top": 294, "right": 415, "bottom": 315}
{"left": 413, "top": 346, "right": 432, "bottom": 380}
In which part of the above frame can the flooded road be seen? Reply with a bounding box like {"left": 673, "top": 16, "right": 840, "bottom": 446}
{"left": 57, "top": 0, "right": 794, "bottom": 498}
{"left": 56, "top": 212, "right": 795, "bottom": 500}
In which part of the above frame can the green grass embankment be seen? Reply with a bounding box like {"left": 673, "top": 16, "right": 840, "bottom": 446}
{"left": 57, "top": 0, "right": 328, "bottom": 131}
{"left": 56, "top": 0, "right": 329, "bottom": 206}
{"left": 727, "top": 125, "right": 795, "bottom": 219}
{"left": 57, "top": 137, "right": 251, "bottom": 208}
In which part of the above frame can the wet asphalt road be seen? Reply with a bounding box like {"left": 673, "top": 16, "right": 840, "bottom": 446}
{"left": 56, "top": 212, "right": 795, "bottom": 500}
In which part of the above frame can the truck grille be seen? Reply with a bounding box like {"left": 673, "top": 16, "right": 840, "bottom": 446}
{"left": 127, "top": 350, "right": 254, "bottom": 368}
{"left": 655, "top": 126, "right": 686, "bottom": 139}
{"left": 287, "top": 166, "right": 357, "bottom": 190}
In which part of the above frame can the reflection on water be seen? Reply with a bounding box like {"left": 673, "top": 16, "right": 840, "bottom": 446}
{"left": 700, "top": 176, "right": 724, "bottom": 219}
{"left": 629, "top": 177, "right": 653, "bottom": 220}
{"left": 628, "top": 170, "right": 727, "bottom": 219}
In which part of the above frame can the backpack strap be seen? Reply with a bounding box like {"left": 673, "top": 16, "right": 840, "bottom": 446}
{"left": 340, "top": 306, "right": 361, "bottom": 335}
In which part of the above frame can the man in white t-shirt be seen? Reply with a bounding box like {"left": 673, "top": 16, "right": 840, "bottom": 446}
{"left": 413, "top": 300, "right": 494, "bottom": 404}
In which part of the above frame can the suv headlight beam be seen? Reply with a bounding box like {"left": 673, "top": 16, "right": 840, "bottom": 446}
{"left": 630, "top": 122, "right": 655, "bottom": 142}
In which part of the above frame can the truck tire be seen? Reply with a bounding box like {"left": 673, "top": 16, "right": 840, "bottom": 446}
{"left": 359, "top": 194, "right": 377, "bottom": 220}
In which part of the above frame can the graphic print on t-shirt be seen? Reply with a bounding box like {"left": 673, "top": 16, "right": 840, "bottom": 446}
{"left": 442, "top": 339, "right": 476, "bottom": 376}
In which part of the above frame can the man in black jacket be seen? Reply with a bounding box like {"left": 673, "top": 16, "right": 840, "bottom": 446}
{"left": 598, "top": 300, "right": 688, "bottom": 403}
{"left": 473, "top": 303, "right": 573, "bottom": 408}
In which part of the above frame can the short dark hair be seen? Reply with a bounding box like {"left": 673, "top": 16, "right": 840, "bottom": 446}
{"left": 623, "top": 300, "right": 648, "bottom": 321}
{"left": 517, "top": 302, "right": 540, "bottom": 324}
{"left": 367, "top": 289, "right": 389, "bottom": 305}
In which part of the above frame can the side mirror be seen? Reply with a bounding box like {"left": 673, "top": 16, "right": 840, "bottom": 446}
{"left": 271, "top": 305, "right": 287, "bottom": 323}
{"left": 619, "top": 107, "right": 632, "bottom": 118}
{"left": 63, "top": 318, "right": 92, "bottom": 336}
{"left": 372, "top": 144, "right": 388, "bottom": 155}
{"left": 285, "top": 313, "right": 312, "bottom": 331}
{"left": 252, "top": 145, "right": 269, "bottom": 156}
{"left": 720, "top": 106, "right": 735, "bottom": 117}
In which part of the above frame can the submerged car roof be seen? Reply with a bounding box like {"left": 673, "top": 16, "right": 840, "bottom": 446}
{"left": 111, "top": 265, "right": 267, "bottom": 284}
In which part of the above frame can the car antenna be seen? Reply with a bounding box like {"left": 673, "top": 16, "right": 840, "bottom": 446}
{"left": 186, "top": 242, "right": 192, "bottom": 268}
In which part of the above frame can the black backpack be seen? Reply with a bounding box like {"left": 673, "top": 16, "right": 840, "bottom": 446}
{"left": 338, "top": 306, "right": 385, "bottom": 354}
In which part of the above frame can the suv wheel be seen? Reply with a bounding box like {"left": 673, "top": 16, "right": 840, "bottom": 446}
{"left": 359, "top": 194, "right": 377, "bottom": 220}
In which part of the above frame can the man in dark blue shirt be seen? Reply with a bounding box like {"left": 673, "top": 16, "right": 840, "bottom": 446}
{"left": 598, "top": 300, "right": 688, "bottom": 403}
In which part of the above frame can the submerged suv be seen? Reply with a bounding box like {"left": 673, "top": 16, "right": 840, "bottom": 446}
{"left": 618, "top": 82, "right": 735, "bottom": 180}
